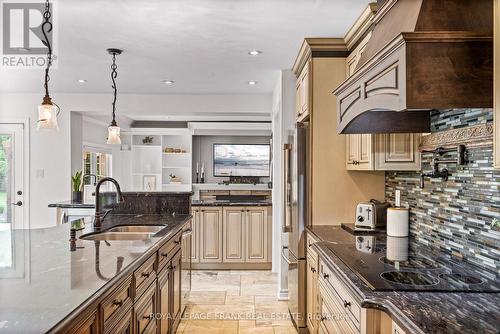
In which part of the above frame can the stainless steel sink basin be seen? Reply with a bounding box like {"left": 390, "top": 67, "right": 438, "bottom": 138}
{"left": 80, "top": 225, "right": 166, "bottom": 241}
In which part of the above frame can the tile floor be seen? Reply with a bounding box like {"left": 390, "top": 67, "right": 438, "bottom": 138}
{"left": 178, "top": 270, "right": 297, "bottom": 334}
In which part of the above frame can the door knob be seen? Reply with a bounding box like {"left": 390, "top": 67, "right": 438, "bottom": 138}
{"left": 11, "top": 201, "right": 22, "bottom": 206}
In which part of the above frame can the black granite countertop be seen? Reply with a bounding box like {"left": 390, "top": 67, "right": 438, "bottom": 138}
{"left": 0, "top": 214, "right": 191, "bottom": 333}
{"left": 48, "top": 200, "right": 95, "bottom": 208}
{"left": 307, "top": 225, "right": 500, "bottom": 334}
{"left": 192, "top": 199, "right": 272, "bottom": 207}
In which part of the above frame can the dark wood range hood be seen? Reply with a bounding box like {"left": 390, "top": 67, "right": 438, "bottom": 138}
{"left": 333, "top": 0, "right": 493, "bottom": 134}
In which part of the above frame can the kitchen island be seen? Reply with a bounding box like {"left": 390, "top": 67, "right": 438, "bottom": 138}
{"left": 306, "top": 225, "right": 500, "bottom": 334}
{"left": 0, "top": 213, "right": 192, "bottom": 334}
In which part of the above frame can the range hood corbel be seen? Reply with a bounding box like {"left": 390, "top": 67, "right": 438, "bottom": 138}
{"left": 333, "top": 0, "right": 493, "bottom": 134}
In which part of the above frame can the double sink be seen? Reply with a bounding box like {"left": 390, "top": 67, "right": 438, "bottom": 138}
{"left": 80, "top": 225, "right": 166, "bottom": 241}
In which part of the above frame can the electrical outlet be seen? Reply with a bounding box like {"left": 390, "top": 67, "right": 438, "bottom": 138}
{"left": 36, "top": 169, "right": 45, "bottom": 178}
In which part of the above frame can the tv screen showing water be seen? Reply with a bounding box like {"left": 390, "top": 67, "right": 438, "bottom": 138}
{"left": 213, "top": 144, "right": 270, "bottom": 177}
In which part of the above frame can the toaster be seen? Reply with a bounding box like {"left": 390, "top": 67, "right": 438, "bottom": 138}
{"left": 355, "top": 200, "right": 391, "bottom": 230}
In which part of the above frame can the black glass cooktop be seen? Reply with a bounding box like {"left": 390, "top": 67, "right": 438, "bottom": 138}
{"left": 324, "top": 236, "right": 500, "bottom": 292}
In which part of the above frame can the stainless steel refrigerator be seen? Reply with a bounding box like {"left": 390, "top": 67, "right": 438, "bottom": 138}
{"left": 282, "top": 123, "right": 309, "bottom": 333}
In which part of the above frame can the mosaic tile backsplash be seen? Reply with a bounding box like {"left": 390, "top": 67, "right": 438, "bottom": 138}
{"left": 385, "top": 109, "right": 500, "bottom": 273}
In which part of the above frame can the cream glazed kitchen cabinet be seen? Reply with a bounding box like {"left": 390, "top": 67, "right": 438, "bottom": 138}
{"left": 190, "top": 208, "right": 200, "bottom": 263}
{"left": 223, "top": 207, "right": 246, "bottom": 262}
{"left": 222, "top": 206, "right": 268, "bottom": 263}
{"left": 296, "top": 59, "right": 311, "bottom": 122}
{"left": 306, "top": 233, "right": 320, "bottom": 334}
{"left": 195, "top": 205, "right": 270, "bottom": 266}
{"left": 199, "top": 207, "right": 223, "bottom": 263}
{"left": 245, "top": 206, "right": 268, "bottom": 262}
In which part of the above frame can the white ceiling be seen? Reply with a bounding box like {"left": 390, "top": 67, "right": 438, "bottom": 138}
{"left": 0, "top": 0, "right": 370, "bottom": 95}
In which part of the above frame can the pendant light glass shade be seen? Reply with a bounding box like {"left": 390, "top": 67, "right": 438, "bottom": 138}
{"left": 37, "top": 96, "right": 59, "bottom": 131}
{"left": 107, "top": 125, "right": 121, "bottom": 145}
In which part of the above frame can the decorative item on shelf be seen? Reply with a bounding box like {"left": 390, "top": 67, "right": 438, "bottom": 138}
{"left": 200, "top": 162, "right": 205, "bottom": 183}
{"left": 71, "top": 171, "right": 83, "bottom": 203}
{"left": 106, "top": 48, "right": 123, "bottom": 145}
{"left": 142, "top": 136, "right": 154, "bottom": 145}
{"left": 120, "top": 144, "right": 130, "bottom": 151}
{"left": 169, "top": 174, "right": 182, "bottom": 184}
{"left": 143, "top": 175, "right": 156, "bottom": 191}
{"left": 195, "top": 162, "right": 200, "bottom": 183}
{"left": 37, "top": 0, "right": 60, "bottom": 131}
{"left": 164, "top": 147, "right": 174, "bottom": 153}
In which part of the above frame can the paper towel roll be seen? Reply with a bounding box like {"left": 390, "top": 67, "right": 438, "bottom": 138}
{"left": 387, "top": 207, "right": 409, "bottom": 237}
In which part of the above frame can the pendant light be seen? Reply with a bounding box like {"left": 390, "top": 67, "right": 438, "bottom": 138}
{"left": 37, "top": 0, "right": 60, "bottom": 131}
{"left": 106, "top": 48, "right": 122, "bottom": 145}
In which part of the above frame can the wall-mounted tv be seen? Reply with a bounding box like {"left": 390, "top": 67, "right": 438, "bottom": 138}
{"left": 213, "top": 144, "right": 270, "bottom": 177}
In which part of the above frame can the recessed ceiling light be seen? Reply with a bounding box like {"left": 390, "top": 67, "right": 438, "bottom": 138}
{"left": 163, "top": 80, "right": 175, "bottom": 85}
{"left": 248, "top": 50, "right": 262, "bottom": 56}
{"left": 248, "top": 81, "right": 258, "bottom": 86}
{"left": 77, "top": 79, "right": 87, "bottom": 83}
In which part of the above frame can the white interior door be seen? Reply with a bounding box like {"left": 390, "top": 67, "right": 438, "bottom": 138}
{"left": 0, "top": 124, "right": 25, "bottom": 230}
{"left": 0, "top": 123, "right": 28, "bottom": 279}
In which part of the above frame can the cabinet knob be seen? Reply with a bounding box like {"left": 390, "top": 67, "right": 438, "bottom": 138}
{"left": 141, "top": 272, "right": 150, "bottom": 278}
{"left": 321, "top": 316, "right": 327, "bottom": 322}
{"left": 343, "top": 300, "right": 351, "bottom": 308}
{"left": 112, "top": 299, "right": 123, "bottom": 307}
{"left": 311, "top": 267, "right": 316, "bottom": 273}
{"left": 323, "top": 273, "right": 329, "bottom": 279}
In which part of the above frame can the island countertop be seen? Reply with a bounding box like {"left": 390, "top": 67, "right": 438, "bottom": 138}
{"left": 307, "top": 225, "right": 500, "bottom": 334}
{"left": 0, "top": 214, "right": 191, "bottom": 334}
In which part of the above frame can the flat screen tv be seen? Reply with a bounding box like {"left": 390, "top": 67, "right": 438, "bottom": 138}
{"left": 213, "top": 144, "right": 270, "bottom": 177}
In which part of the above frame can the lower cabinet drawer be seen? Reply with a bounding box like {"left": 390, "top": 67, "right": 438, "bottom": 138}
{"left": 134, "top": 281, "right": 157, "bottom": 334}
{"left": 319, "top": 261, "right": 361, "bottom": 329}
{"left": 134, "top": 253, "right": 157, "bottom": 298}
{"left": 319, "top": 287, "right": 358, "bottom": 334}
{"left": 158, "top": 231, "right": 182, "bottom": 270}
{"left": 101, "top": 275, "right": 133, "bottom": 333}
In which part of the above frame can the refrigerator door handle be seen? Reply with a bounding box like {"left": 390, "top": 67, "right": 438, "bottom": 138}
{"left": 283, "top": 144, "right": 292, "bottom": 233}
{"left": 281, "top": 246, "right": 297, "bottom": 265}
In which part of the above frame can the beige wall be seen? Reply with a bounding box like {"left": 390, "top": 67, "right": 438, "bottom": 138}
{"left": 311, "top": 57, "right": 385, "bottom": 225}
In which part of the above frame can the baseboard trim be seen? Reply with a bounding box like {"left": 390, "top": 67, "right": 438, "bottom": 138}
{"left": 191, "top": 262, "right": 272, "bottom": 270}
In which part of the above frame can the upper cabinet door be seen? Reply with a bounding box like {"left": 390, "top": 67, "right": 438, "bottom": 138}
{"left": 375, "top": 133, "right": 421, "bottom": 171}
{"left": 345, "top": 134, "right": 359, "bottom": 168}
{"left": 199, "top": 207, "right": 223, "bottom": 263}
{"left": 358, "top": 134, "right": 373, "bottom": 168}
{"left": 222, "top": 207, "right": 246, "bottom": 262}
{"left": 346, "top": 134, "right": 374, "bottom": 171}
{"left": 245, "top": 207, "right": 268, "bottom": 263}
{"left": 296, "top": 60, "right": 311, "bottom": 122}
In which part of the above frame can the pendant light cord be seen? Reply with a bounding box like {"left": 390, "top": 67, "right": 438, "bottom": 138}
{"left": 41, "top": 0, "right": 53, "bottom": 98}
{"left": 110, "top": 53, "right": 118, "bottom": 126}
